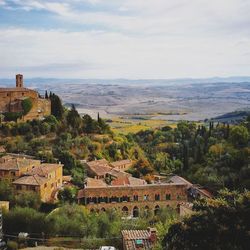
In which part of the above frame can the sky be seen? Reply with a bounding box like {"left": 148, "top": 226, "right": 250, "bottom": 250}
{"left": 0, "top": 0, "right": 250, "bottom": 79}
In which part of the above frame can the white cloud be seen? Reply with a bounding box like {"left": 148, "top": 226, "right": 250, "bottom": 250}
{"left": 0, "top": 27, "right": 249, "bottom": 78}
{"left": 0, "top": 0, "right": 250, "bottom": 78}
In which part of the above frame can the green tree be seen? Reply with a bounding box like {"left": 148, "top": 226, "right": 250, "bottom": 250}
{"left": 0, "top": 180, "right": 14, "bottom": 201}
{"left": 58, "top": 186, "right": 77, "bottom": 203}
{"left": 230, "top": 125, "right": 249, "bottom": 147}
{"left": 14, "top": 192, "right": 41, "bottom": 210}
{"left": 21, "top": 98, "right": 33, "bottom": 115}
{"left": 50, "top": 93, "right": 64, "bottom": 120}
{"left": 163, "top": 190, "right": 250, "bottom": 250}
{"left": 3, "top": 207, "right": 48, "bottom": 235}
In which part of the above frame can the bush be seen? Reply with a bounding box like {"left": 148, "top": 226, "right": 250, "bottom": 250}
{"left": 7, "top": 240, "right": 18, "bottom": 250}
{"left": 21, "top": 98, "right": 32, "bottom": 115}
{"left": 3, "top": 112, "right": 22, "bottom": 122}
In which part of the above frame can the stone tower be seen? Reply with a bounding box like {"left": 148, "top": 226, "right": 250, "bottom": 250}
{"left": 16, "top": 74, "right": 23, "bottom": 88}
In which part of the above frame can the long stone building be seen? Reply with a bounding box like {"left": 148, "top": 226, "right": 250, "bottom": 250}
{"left": 77, "top": 181, "right": 187, "bottom": 217}
{"left": 78, "top": 159, "right": 188, "bottom": 217}
{"left": 0, "top": 74, "right": 51, "bottom": 121}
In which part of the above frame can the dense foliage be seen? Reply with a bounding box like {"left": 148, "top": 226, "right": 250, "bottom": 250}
{"left": 3, "top": 204, "right": 178, "bottom": 249}
{"left": 163, "top": 190, "right": 250, "bottom": 250}
{"left": 134, "top": 119, "right": 250, "bottom": 190}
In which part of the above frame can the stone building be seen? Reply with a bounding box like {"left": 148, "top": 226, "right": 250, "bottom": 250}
{"left": 0, "top": 154, "right": 63, "bottom": 202}
{"left": 122, "top": 228, "right": 157, "bottom": 250}
{"left": 0, "top": 155, "right": 41, "bottom": 182}
{"left": 77, "top": 181, "right": 187, "bottom": 217}
{"left": 12, "top": 163, "right": 63, "bottom": 202}
{"left": 0, "top": 74, "right": 51, "bottom": 121}
{"left": 110, "top": 159, "right": 132, "bottom": 171}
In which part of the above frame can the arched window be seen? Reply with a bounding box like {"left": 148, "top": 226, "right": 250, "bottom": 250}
{"left": 133, "top": 194, "right": 139, "bottom": 201}
{"left": 166, "top": 194, "right": 171, "bottom": 200}
{"left": 154, "top": 205, "right": 160, "bottom": 215}
{"left": 122, "top": 206, "right": 129, "bottom": 216}
{"left": 155, "top": 194, "right": 160, "bottom": 201}
{"left": 133, "top": 206, "right": 139, "bottom": 217}
{"left": 101, "top": 207, "right": 106, "bottom": 212}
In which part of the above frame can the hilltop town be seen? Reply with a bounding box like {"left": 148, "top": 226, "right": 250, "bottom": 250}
{"left": 0, "top": 79, "right": 249, "bottom": 249}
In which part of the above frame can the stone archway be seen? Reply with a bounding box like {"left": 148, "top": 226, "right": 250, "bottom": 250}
{"left": 133, "top": 206, "right": 139, "bottom": 217}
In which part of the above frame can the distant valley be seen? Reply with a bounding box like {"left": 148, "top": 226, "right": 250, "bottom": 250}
{"left": 1, "top": 77, "right": 250, "bottom": 121}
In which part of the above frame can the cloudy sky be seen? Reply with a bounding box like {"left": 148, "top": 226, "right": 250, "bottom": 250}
{"left": 0, "top": 0, "right": 250, "bottom": 79}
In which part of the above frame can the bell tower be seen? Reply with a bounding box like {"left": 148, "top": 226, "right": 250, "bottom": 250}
{"left": 16, "top": 74, "right": 23, "bottom": 88}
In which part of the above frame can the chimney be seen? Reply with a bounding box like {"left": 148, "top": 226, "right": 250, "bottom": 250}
{"left": 16, "top": 74, "right": 23, "bottom": 88}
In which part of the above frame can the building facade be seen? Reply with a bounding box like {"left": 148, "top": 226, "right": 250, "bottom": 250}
{"left": 0, "top": 74, "right": 51, "bottom": 121}
{"left": 12, "top": 163, "right": 63, "bottom": 202}
{"left": 78, "top": 183, "right": 187, "bottom": 217}
{"left": 0, "top": 155, "right": 41, "bottom": 182}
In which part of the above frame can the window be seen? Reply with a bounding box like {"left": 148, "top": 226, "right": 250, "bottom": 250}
{"left": 44, "top": 183, "right": 47, "bottom": 188}
{"left": 177, "top": 195, "right": 180, "bottom": 200}
{"left": 166, "top": 194, "right": 171, "bottom": 200}
{"left": 133, "top": 195, "right": 139, "bottom": 201}
{"left": 155, "top": 194, "right": 160, "bottom": 201}
{"left": 144, "top": 194, "right": 149, "bottom": 201}
{"left": 16, "top": 185, "right": 22, "bottom": 190}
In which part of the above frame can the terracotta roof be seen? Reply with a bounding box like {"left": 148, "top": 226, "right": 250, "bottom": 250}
{"left": 168, "top": 175, "right": 193, "bottom": 188}
{"left": 110, "top": 159, "right": 132, "bottom": 168}
{"left": 111, "top": 176, "right": 145, "bottom": 186}
{"left": 0, "top": 156, "right": 40, "bottom": 171}
{"left": 108, "top": 168, "right": 130, "bottom": 178}
{"left": 121, "top": 230, "right": 154, "bottom": 250}
{"left": 12, "top": 174, "right": 47, "bottom": 186}
{"left": 86, "top": 159, "right": 112, "bottom": 176}
{"left": 192, "top": 185, "right": 213, "bottom": 198}
{"left": 111, "top": 176, "right": 130, "bottom": 186}
{"left": 86, "top": 177, "right": 107, "bottom": 187}
{"left": 127, "top": 176, "right": 146, "bottom": 186}
{"left": 27, "top": 164, "right": 62, "bottom": 176}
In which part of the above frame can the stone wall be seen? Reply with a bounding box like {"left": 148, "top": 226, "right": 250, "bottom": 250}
{"left": 78, "top": 183, "right": 188, "bottom": 216}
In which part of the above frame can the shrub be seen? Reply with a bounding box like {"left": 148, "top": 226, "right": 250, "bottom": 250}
{"left": 7, "top": 240, "right": 18, "bottom": 250}
{"left": 21, "top": 98, "right": 32, "bottom": 115}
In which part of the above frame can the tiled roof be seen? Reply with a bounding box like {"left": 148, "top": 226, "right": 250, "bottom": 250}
{"left": 0, "top": 156, "right": 40, "bottom": 171}
{"left": 168, "top": 175, "right": 193, "bottom": 188}
{"left": 111, "top": 176, "right": 130, "bottom": 186}
{"left": 108, "top": 168, "right": 130, "bottom": 178}
{"left": 127, "top": 176, "right": 146, "bottom": 186}
{"left": 86, "top": 159, "right": 112, "bottom": 176}
{"left": 13, "top": 174, "right": 47, "bottom": 186}
{"left": 111, "top": 176, "right": 146, "bottom": 186}
{"left": 27, "top": 164, "right": 62, "bottom": 176}
{"left": 86, "top": 177, "right": 107, "bottom": 187}
{"left": 110, "top": 159, "right": 132, "bottom": 168}
{"left": 121, "top": 230, "right": 153, "bottom": 250}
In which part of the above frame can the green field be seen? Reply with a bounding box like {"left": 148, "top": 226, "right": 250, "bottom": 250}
{"left": 108, "top": 115, "right": 177, "bottom": 134}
